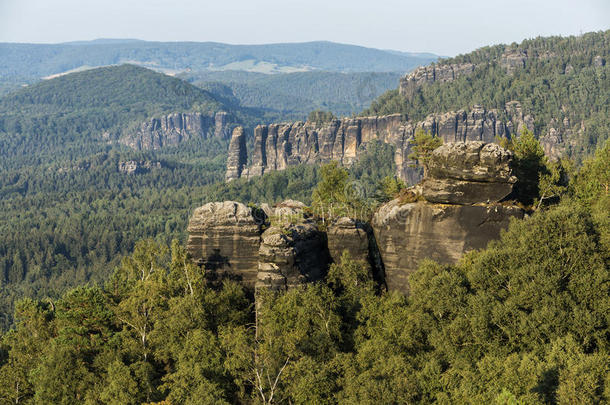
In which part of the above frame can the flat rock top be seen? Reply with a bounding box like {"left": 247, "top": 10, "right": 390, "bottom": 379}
{"left": 331, "top": 216, "right": 358, "bottom": 228}
{"left": 188, "top": 201, "right": 257, "bottom": 228}
{"left": 428, "top": 141, "right": 516, "bottom": 183}
{"left": 261, "top": 222, "right": 319, "bottom": 246}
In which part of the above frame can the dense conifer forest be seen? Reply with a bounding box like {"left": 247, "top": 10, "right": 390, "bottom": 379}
{"left": 0, "top": 142, "right": 607, "bottom": 403}
{"left": 365, "top": 31, "right": 609, "bottom": 161}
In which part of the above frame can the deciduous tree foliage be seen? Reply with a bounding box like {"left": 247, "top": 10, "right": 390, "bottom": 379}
{"left": 0, "top": 168, "right": 607, "bottom": 403}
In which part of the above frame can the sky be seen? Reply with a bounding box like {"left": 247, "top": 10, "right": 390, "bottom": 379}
{"left": 0, "top": 0, "right": 608, "bottom": 56}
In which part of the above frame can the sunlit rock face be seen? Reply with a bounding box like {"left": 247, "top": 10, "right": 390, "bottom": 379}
{"left": 186, "top": 201, "right": 262, "bottom": 287}
{"left": 372, "top": 141, "right": 524, "bottom": 294}
{"left": 228, "top": 104, "right": 532, "bottom": 185}
{"left": 120, "top": 111, "right": 232, "bottom": 150}
{"left": 422, "top": 141, "right": 517, "bottom": 205}
{"left": 225, "top": 126, "right": 248, "bottom": 181}
{"left": 186, "top": 200, "right": 331, "bottom": 290}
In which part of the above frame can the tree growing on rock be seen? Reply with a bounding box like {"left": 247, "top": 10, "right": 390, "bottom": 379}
{"left": 311, "top": 162, "right": 368, "bottom": 220}
{"left": 307, "top": 110, "right": 336, "bottom": 125}
{"left": 408, "top": 128, "right": 442, "bottom": 177}
{"left": 501, "top": 129, "right": 569, "bottom": 208}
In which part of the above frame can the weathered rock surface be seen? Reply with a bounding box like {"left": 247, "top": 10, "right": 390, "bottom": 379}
{"left": 427, "top": 141, "right": 515, "bottom": 182}
{"left": 372, "top": 200, "right": 524, "bottom": 294}
{"left": 256, "top": 222, "right": 330, "bottom": 291}
{"left": 187, "top": 200, "right": 330, "bottom": 291}
{"left": 118, "top": 160, "right": 162, "bottom": 174}
{"left": 422, "top": 179, "right": 514, "bottom": 205}
{"left": 120, "top": 111, "right": 233, "bottom": 150}
{"left": 226, "top": 126, "right": 248, "bottom": 181}
{"left": 186, "top": 201, "right": 262, "bottom": 287}
{"left": 500, "top": 49, "right": 528, "bottom": 73}
{"left": 372, "top": 141, "right": 524, "bottom": 294}
{"left": 214, "top": 111, "right": 232, "bottom": 139}
{"left": 230, "top": 105, "right": 531, "bottom": 184}
{"left": 423, "top": 142, "right": 517, "bottom": 204}
{"left": 399, "top": 63, "right": 475, "bottom": 98}
{"left": 326, "top": 217, "right": 371, "bottom": 265}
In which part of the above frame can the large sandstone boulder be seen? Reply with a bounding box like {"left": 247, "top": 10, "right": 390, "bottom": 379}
{"left": 423, "top": 142, "right": 517, "bottom": 204}
{"left": 187, "top": 201, "right": 262, "bottom": 286}
{"left": 372, "top": 140, "right": 524, "bottom": 294}
{"left": 372, "top": 200, "right": 524, "bottom": 294}
{"left": 256, "top": 222, "right": 330, "bottom": 291}
{"left": 326, "top": 217, "right": 371, "bottom": 266}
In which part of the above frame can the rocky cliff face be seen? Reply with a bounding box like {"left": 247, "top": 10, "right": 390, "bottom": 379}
{"left": 192, "top": 142, "right": 525, "bottom": 294}
{"left": 225, "top": 126, "right": 248, "bottom": 181}
{"left": 120, "top": 111, "right": 233, "bottom": 150}
{"left": 326, "top": 217, "right": 372, "bottom": 267}
{"left": 227, "top": 104, "right": 532, "bottom": 184}
{"left": 118, "top": 160, "right": 162, "bottom": 174}
{"left": 372, "top": 141, "right": 524, "bottom": 294}
{"left": 398, "top": 48, "right": 535, "bottom": 97}
{"left": 187, "top": 200, "right": 332, "bottom": 290}
{"left": 257, "top": 221, "right": 330, "bottom": 291}
{"left": 399, "top": 63, "right": 475, "bottom": 98}
{"left": 186, "top": 201, "right": 262, "bottom": 286}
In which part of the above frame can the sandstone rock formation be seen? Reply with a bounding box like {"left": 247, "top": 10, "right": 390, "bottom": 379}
{"left": 228, "top": 104, "right": 532, "bottom": 184}
{"left": 226, "top": 126, "right": 248, "bottom": 181}
{"left": 398, "top": 48, "right": 531, "bottom": 98}
{"left": 372, "top": 141, "right": 524, "bottom": 294}
{"left": 257, "top": 222, "right": 330, "bottom": 291}
{"left": 187, "top": 200, "right": 331, "bottom": 290}
{"left": 192, "top": 140, "right": 525, "bottom": 295}
{"left": 500, "top": 49, "right": 528, "bottom": 73}
{"left": 399, "top": 63, "right": 475, "bottom": 98}
{"left": 372, "top": 200, "right": 523, "bottom": 294}
{"left": 118, "top": 160, "right": 162, "bottom": 174}
{"left": 326, "top": 217, "right": 371, "bottom": 266}
{"left": 120, "top": 111, "right": 233, "bottom": 150}
{"left": 422, "top": 142, "right": 517, "bottom": 204}
{"left": 214, "top": 111, "right": 232, "bottom": 139}
{"left": 186, "top": 201, "right": 262, "bottom": 286}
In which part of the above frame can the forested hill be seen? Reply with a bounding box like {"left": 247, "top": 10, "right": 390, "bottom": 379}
{"left": 0, "top": 64, "right": 221, "bottom": 115}
{"left": 0, "top": 64, "right": 239, "bottom": 169}
{"left": 365, "top": 30, "right": 610, "bottom": 162}
{"left": 0, "top": 40, "right": 437, "bottom": 79}
{"left": 0, "top": 65, "right": 249, "bottom": 329}
{"left": 184, "top": 70, "right": 401, "bottom": 120}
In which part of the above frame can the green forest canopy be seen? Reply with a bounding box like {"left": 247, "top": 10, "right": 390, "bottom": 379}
{"left": 0, "top": 143, "right": 607, "bottom": 404}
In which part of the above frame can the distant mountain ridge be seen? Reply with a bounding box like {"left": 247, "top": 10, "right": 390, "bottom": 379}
{"left": 184, "top": 70, "right": 402, "bottom": 120}
{"left": 0, "top": 40, "right": 438, "bottom": 81}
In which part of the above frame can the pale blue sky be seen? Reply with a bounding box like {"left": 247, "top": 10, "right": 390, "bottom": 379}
{"left": 0, "top": 0, "right": 608, "bottom": 55}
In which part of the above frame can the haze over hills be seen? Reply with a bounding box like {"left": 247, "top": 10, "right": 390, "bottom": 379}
{"left": 183, "top": 70, "right": 402, "bottom": 119}
{"left": 0, "top": 40, "right": 438, "bottom": 116}
{"left": 0, "top": 39, "right": 437, "bottom": 84}
{"left": 0, "top": 64, "right": 247, "bottom": 169}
